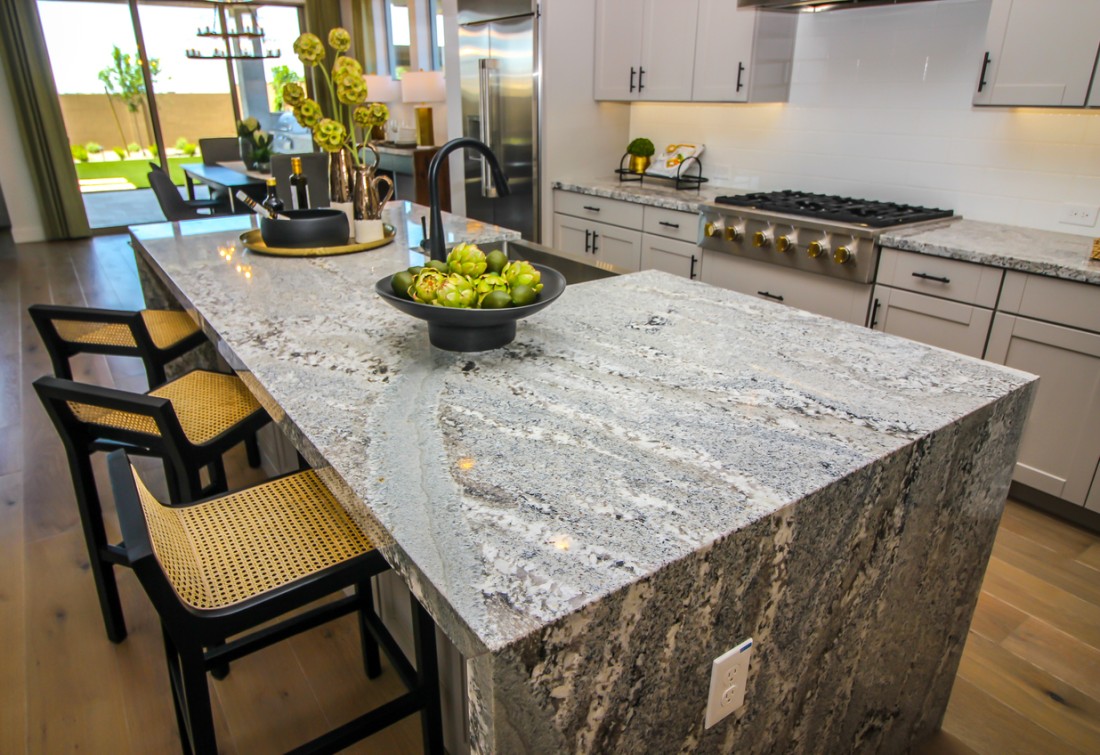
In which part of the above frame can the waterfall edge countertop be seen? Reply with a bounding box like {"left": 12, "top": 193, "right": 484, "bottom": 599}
{"left": 131, "top": 203, "right": 1037, "bottom": 753}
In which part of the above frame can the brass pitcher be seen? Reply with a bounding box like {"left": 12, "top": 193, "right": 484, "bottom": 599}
{"left": 353, "top": 167, "right": 394, "bottom": 220}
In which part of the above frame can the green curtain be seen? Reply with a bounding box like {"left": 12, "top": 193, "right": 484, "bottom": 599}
{"left": 0, "top": 0, "right": 90, "bottom": 239}
{"left": 303, "top": 0, "right": 345, "bottom": 118}
{"left": 351, "top": 0, "right": 379, "bottom": 76}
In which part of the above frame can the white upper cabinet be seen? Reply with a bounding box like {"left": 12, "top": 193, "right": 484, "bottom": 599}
{"left": 974, "top": 0, "right": 1100, "bottom": 107}
{"left": 692, "top": 1, "right": 797, "bottom": 103}
{"left": 594, "top": 0, "right": 699, "bottom": 101}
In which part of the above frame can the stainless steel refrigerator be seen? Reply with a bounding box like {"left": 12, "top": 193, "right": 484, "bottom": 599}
{"left": 458, "top": 0, "right": 539, "bottom": 241}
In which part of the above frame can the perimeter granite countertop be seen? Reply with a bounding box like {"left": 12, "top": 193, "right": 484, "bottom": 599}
{"left": 881, "top": 219, "right": 1100, "bottom": 285}
{"left": 131, "top": 207, "right": 1036, "bottom": 752}
{"left": 552, "top": 178, "right": 736, "bottom": 213}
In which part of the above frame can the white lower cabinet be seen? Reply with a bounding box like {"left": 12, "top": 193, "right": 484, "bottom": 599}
{"left": 985, "top": 311, "right": 1100, "bottom": 510}
{"left": 553, "top": 212, "right": 642, "bottom": 271}
{"left": 870, "top": 285, "right": 993, "bottom": 359}
{"left": 641, "top": 234, "right": 701, "bottom": 280}
{"left": 701, "top": 252, "right": 871, "bottom": 325}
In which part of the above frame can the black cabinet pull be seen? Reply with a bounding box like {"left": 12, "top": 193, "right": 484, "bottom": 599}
{"left": 689, "top": 254, "right": 697, "bottom": 279}
{"left": 736, "top": 62, "right": 745, "bottom": 93}
{"left": 638, "top": 67, "right": 646, "bottom": 92}
{"left": 659, "top": 221, "right": 680, "bottom": 229}
{"left": 592, "top": 232, "right": 599, "bottom": 254}
{"left": 583, "top": 205, "right": 601, "bottom": 212}
{"left": 870, "top": 298, "right": 881, "bottom": 329}
{"left": 912, "top": 272, "right": 950, "bottom": 284}
{"left": 757, "top": 290, "right": 783, "bottom": 302}
{"left": 977, "top": 52, "right": 991, "bottom": 92}
{"left": 630, "top": 67, "right": 636, "bottom": 93}
{"left": 584, "top": 229, "right": 591, "bottom": 253}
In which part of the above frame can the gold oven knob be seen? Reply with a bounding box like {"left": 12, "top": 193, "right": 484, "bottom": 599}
{"left": 807, "top": 240, "right": 827, "bottom": 258}
{"left": 775, "top": 235, "right": 793, "bottom": 253}
{"left": 725, "top": 226, "right": 741, "bottom": 242}
{"left": 752, "top": 231, "right": 771, "bottom": 248}
{"left": 704, "top": 221, "right": 720, "bottom": 238}
{"left": 834, "top": 246, "right": 852, "bottom": 265}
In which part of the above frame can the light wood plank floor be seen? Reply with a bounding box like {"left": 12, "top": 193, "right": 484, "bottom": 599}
{"left": 3, "top": 232, "right": 1099, "bottom": 753}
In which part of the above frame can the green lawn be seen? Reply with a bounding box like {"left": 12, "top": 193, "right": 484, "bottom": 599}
{"left": 74, "top": 155, "right": 203, "bottom": 190}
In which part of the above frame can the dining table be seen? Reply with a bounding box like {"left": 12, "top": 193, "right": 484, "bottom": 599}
{"left": 181, "top": 162, "right": 266, "bottom": 213}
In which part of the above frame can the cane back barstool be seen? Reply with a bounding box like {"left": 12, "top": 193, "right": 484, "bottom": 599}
{"left": 107, "top": 450, "right": 445, "bottom": 754}
{"left": 33, "top": 371, "right": 271, "bottom": 643}
{"left": 30, "top": 303, "right": 207, "bottom": 388}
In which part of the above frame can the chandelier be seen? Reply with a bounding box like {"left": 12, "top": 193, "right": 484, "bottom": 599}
{"left": 186, "top": 0, "right": 280, "bottom": 61}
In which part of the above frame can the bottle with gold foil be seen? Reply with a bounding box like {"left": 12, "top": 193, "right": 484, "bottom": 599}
{"left": 288, "top": 157, "right": 310, "bottom": 210}
{"left": 261, "top": 177, "right": 284, "bottom": 217}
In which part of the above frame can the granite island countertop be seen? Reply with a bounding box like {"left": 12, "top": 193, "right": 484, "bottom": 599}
{"left": 552, "top": 177, "right": 735, "bottom": 213}
{"left": 130, "top": 207, "right": 1037, "bottom": 753}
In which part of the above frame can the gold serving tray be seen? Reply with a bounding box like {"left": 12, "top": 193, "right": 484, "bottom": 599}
{"left": 239, "top": 225, "right": 395, "bottom": 257}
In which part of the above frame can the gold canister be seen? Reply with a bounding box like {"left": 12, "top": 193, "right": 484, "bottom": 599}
{"left": 629, "top": 155, "right": 650, "bottom": 174}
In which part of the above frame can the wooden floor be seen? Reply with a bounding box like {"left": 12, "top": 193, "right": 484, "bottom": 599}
{"left": 2, "top": 231, "right": 1099, "bottom": 753}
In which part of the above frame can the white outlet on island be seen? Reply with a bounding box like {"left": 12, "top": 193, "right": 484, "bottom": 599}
{"left": 705, "top": 637, "right": 753, "bottom": 728}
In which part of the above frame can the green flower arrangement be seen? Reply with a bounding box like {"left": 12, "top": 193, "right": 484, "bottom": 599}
{"left": 236, "top": 117, "right": 260, "bottom": 138}
{"left": 285, "top": 27, "right": 379, "bottom": 165}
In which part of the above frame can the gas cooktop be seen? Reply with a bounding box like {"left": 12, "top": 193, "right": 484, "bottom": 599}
{"left": 714, "top": 190, "right": 954, "bottom": 229}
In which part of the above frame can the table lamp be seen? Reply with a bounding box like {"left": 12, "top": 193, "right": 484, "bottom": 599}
{"left": 400, "top": 70, "right": 446, "bottom": 147}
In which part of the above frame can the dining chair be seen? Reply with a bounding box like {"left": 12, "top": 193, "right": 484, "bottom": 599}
{"left": 33, "top": 372, "right": 271, "bottom": 643}
{"left": 108, "top": 450, "right": 444, "bottom": 754}
{"left": 30, "top": 303, "right": 206, "bottom": 388}
{"left": 197, "top": 136, "right": 240, "bottom": 166}
{"left": 149, "top": 169, "right": 214, "bottom": 222}
{"left": 270, "top": 152, "right": 330, "bottom": 209}
{"left": 149, "top": 162, "right": 227, "bottom": 214}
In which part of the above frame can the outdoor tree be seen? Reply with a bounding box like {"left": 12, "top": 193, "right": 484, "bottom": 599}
{"left": 98, "top": 46, "right": 160, "bottom": 156}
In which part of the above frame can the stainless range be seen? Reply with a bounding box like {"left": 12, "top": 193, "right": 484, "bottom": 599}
{"left": 698, "top": 191, "right": 956, "bottom": 324}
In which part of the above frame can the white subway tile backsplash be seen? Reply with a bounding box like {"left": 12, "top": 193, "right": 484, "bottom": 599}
{"left": 629, "top": 0, "right": 1099, "bottom": 234}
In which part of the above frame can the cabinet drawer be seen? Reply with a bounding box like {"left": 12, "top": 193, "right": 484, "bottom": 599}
{"left": 642, "top": 206, "right": 700, "bottom": 243}
{"left": 553, "top": 191, "right": 643, "bottom": 229}
{"left": 998, "top": 270, "right": 1100, "bottom": 334}
{"left": 871, "top": 285, "right": 993, "bottom": 359}
{"left": 701, "top": 252, "right": 871, "bottom": 325}
{"left": 641, "top": 234, "right": 701, "bottom": 280}
{"left": 877, "top": 248, "right": 1003, "bottom": 308}
{"left": 553, "top": 213, "right": 642, "bottom": 272}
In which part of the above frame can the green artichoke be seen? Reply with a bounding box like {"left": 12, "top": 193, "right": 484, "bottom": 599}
{"left": 436, "top": 274, "right": 477, "bottom": 308}
{"left": 447, "top": 243, "right": 487, "bottom": 277}
{"left": 473, "top": 273, "right": 509, "bottom": 301}
{"left": 502, "top": 260, "right": 542, "bottom": 292}
{"left": 411, "top": 268, "right": 446, "bottom": 304}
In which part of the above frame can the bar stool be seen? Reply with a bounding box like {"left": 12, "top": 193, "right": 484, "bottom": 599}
{"left": 30, "top": 304, "right": 207, "bottom": 388}
{"left": 33, "top": 371, "right": 271, "bottom": 643}
{"left": 107, "top": 450, "right": 444, "bottom": 754}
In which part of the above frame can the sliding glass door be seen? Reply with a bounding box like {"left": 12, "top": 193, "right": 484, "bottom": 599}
{"left": 37, "top": 0, "right": 304, "bottom": 230}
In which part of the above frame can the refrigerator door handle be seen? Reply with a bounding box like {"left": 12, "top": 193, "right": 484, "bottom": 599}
{"left": 478, "top": 58, "right": 500, "bottom": 198}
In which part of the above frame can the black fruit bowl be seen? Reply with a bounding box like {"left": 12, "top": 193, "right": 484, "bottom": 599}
{"left": 260, "top": 209, "right": 349, "bottom": 249}
{"left": 374, "top": 263, "right": 566, "bottom": 351}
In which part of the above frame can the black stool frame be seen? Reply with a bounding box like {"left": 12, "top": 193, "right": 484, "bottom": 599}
{"left": 108, "top": 450, "right": 445, "bottom": 754}
{"left": 30, "top": 304, "right": 206, "bottom": 388}
{"left": 33, "top": 375, "right": 270, "bottom": 643}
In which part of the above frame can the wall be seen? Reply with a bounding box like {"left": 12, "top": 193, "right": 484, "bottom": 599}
{"left": 540, "top": 0, "right": 631, "bottom": 241}
{"left": 0, "top": 52, "right": 46, "bottom": 242}
{"left": 629, "top": 0, "right": 1100, "bottom": 236}
{"left": 59, "top": 94, "right": 237, "bottom": 150}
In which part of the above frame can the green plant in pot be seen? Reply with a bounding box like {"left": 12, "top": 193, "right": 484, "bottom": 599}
{"left": 627, "top": 137, "right": 655, "bottom": 174}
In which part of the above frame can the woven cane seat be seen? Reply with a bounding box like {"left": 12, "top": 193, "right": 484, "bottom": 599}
{"left": 68, "top": 370, "right": 262, "bottom": 445}
{"left": 130, "top": 467, "right": 374, "bottom": 610}
{"left": 52, "top": 309, "right": 199, "bottom": 351}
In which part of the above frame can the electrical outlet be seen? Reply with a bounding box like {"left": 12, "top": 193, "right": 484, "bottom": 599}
{"left": 704, "top": 638, "right": 753, "bottom": 729}
{"left": 1059, "top": 204, "right": 1098, "bottom": 227}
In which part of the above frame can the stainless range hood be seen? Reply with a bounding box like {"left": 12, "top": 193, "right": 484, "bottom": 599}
{"left": 739, "top": 0, "right": 938, "bottom": 10}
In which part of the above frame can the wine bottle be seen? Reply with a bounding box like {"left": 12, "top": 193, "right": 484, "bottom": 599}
{"left": 288, "top": 157, "right": 310, "bottom": 210}
{"left": 261, "top": 177, "right": 284, "bottom": 216}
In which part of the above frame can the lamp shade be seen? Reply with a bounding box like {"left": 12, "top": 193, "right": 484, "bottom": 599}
{"left": 401, "top": 70, "right": 446, "bottom": 104}
{"left": 362, "top": 74, "right": 401, "bottom": 103}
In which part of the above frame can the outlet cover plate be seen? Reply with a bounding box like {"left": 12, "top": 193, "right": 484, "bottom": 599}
{"left": 1060, "top": 204, "right": 1098, "bottom": 227}
{"left": 704, "top": 637, "right": 753, "bottom": 729}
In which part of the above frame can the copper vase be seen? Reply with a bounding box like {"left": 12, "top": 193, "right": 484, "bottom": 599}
{"left": 329, "top": 148, "right": 353, "bottom": 204}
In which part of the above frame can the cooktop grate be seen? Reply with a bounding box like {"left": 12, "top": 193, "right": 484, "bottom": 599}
{"left": 714, "top": 190, "right": 954, "bottom": 228}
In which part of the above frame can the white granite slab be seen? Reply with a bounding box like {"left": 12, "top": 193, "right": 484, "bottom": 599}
{"left": 131, "top": 213, "right": 1033, "bottom": 653}
{"left": 552, "top": 178, "right": 735, "bottom": 213}
{"left": 881, "top": 218, "right": 1100, "bottom": 285}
